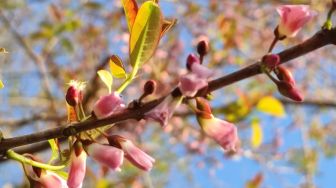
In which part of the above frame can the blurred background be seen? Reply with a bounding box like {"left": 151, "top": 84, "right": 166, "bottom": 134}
{"left": 0, "top": 0, "right": 336, "bottom": 187}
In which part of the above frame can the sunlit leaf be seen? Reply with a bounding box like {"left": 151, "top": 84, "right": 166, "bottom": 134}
{"left": 109, "top": 55, "right": 127, "bottom": 78}
{"left": 122, "top": 0, "right": 138, "bottom": 32}
{"left": 160, "top": 18, "right": 177, "bottom": 38}
{"left": 257, "top": 96, "right": 285, "bottom": 117}
{"left": 0, "top": 80, "right": 3, "bottom": 89}
{"left": 129, "top": 1, "right": 163, "bottom": 68}
{"left": 97, "top": 70, "right": 113, "bottom": 93}
{"left": 251, "top": 119, "right": 263, "bottom": 148}
{"left": 67, "top": 104, "right": 78, "bottom": 122}
{"left": 0, "top": 48, "right": 8, "bottom": 53}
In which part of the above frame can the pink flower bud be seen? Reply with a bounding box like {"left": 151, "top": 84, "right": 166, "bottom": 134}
{"left": 87, "top": 143, "right": 124, "bottom": 171}
{"left": 275, "top": 66, "right": 295, "bottom": 85}
{"left": 144, "top": 95, "right": 181, "bottom": 127}
{"left": 67, "top": 141, "right": 87, "bottom": 188}
{"left": 66, "top": 86, "right": 80, "bottom": 106}
{"left": 186, "top": 53, "right": 200, "bottom": 71}
{"left": 277, "top": 81, "right": 303, "bottom": 102}
{"left": 93, "top": 92, "right": 125, "bottom": 119}
{"left": 262, "top": 54, "right": 280, "bottom": 70}
{"left": 276, "top": 5, "right": 316, "bottom": 38}
{"left": 65, "top": 80, "right": 86, "bottom": 106}
{"left": 179, "top": 74, "right": 208, "bottom": 97}
{"left": 179, "top": 63, "right": 213, "bottom": 97}
{"left": 108, "top": 135, "right": 155, "bottom": 171}
{"left": 196, "top": 98, "right": 239, "bottom": 151}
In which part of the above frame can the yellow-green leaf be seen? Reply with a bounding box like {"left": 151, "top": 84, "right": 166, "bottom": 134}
{"left": 0, "top": 80, "right": 3, "bottom": 89}
{"left": 160, "top": 18, "right": 177, "bottom": 38}
{"left": 48, "top": 139, "right": 59, "bottom": 164}
{"left": 122, "top": 0, "right": 138, "bottom": 32}
{"left": 257, "top": 96, "right": 285, "bottom": 117}
{"left": 109, "top": 55, "right": 127, "bottom": 78}
{"left": 251, "top": 119, "right": 263, "bottom": 148}
{"left": 129, "top": 1, "right": 163, "bottom": 68}
{"left": 97, "top": 70, "right": 113, "bottom": 93}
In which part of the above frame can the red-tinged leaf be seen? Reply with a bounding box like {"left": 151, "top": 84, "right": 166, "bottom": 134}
{"left": 160, "top": 18, "right": 177, "bottom": 38}
{"left": 122, "top": 0, "right": 138, "bottom": 32}
{"left": 109, "top": 55, "right": 127, "bottom": 78}
{"left": 67, "top": 104, "right": 78, "bottom": 123}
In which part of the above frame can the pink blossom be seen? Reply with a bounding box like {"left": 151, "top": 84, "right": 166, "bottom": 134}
{"left": 196, "top": 98, "right": 239, "bottom": 151}
{"left": 179, "top": 74, "right": 208, "bottom": 97}
{"left": 108, "top": 135, "right": 155, "bottom": 171}
{"left": 87, "top": 143, "right": 124, "bottom": 171}
{"left": 144, "top": 95, "right": 182, "bottom": 127}
{"left": 179, "top": 61, "right": 213, "bottom": 97}
{"left": 22, "top": 157, "right": 68, "bottom": 188}
{"left": 67, "top": 142, "right": 87, "bottom": 188}
{"left": 93, "top": 92, "right": 125, "bottom": 119}
{"left": 39, "top": 171, "right": 68, "bottom": 188}
{"left": 199, "top": 117, "right": 239, "bottom": 151}
{"left": 276, "top": 5, "right": 316, "bottom": 37}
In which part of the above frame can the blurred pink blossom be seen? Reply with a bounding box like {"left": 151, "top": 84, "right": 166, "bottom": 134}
{"left": 276, "top": 5, "right": 316, "bottom": 37}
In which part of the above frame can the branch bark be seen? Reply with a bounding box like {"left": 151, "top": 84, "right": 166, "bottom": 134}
{"left": 0, "top": 28, "right": 335, "bottom": 157}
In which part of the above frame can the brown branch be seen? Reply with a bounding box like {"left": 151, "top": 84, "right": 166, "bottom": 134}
{"left": 0, "top": 28, "right": 335, "bottom": 158}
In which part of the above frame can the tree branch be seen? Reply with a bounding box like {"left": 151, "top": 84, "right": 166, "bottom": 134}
{"left": 0, "top": 28, "right": 335, "bottom": 157}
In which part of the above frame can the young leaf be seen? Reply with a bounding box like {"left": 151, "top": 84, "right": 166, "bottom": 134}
{"left": 97, "top": 70, "right": 113, "bottom": 93}
{"left": 48, "top": 139, "right": 59, "bottom": 164}
{"left": 0, "top": 80, "right": 3, "bottom": 89}
{"left": 256, "top": 96, "right": 285, "bottom": 117}
{"left": 129, "top": 1, "right": 163, "bottom": 68}
{"left": 122, "top": 0, "right": 138, "bottom": 32}
{"left": 109, "top": 55, "right": 127, "bottom": 78}
{"left": 251, "top": 119, "right": 263, "bottom": 148}
{"left": 160, "top": 18, "right": 177, "bottom": 38}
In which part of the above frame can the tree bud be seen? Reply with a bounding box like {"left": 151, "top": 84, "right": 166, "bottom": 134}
{"left": 262, "top": 54, "right": 280, "bottom": 70}
{"left": 197, "top": 40, "right": 209, "bottom": 57}
{"left": 66, "top": 86, "right": 80, "bottom": 106}
{"left": 143, "top": 80, "right": 157, "bottom": 95}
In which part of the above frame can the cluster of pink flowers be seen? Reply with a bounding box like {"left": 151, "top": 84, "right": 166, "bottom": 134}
{"left": 22, "top": 4, "right": 318, "bottom": 188}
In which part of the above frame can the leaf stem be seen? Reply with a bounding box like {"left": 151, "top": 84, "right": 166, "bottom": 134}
{"left": 116, "top": 65, "right": 139, "bottom": 94}
{"left": 7, "top": 149, "right": 65, "bottom": 171}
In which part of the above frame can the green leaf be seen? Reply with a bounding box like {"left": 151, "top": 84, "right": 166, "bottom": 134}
{"left": 122, "top": 0, "right": 138, "bottom": 32}
{"left": 97, "top": 70, "right": 113, "bottom": 93}
{"left": 109, "top": 55, "right": 127, "bottom": 78}
{"left": 256, "top": 96, "right": 285, "bottom": 117}
{"left": 129, "top": 1, "right": 163, "bottom": 68}
{"left": 48, "top": 139, "right": 59, "bottom": 164}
